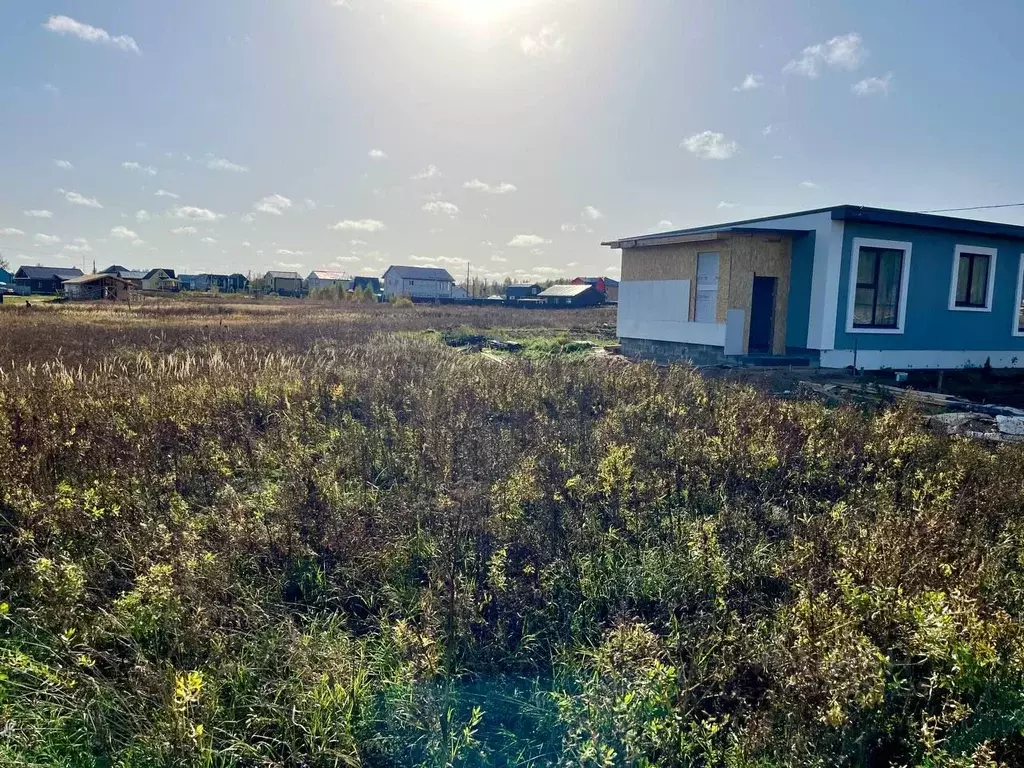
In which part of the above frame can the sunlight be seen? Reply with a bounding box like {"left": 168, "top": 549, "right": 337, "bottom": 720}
{"left": 439, "top": 0, "right": 542, "bottom": 29}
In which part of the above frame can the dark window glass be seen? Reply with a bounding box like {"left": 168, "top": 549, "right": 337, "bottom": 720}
{"left": 955, "top": 252, "right": 990, "bottom": 307}
{"left": 853, "top": 247, "right": 904, "bottom": 329}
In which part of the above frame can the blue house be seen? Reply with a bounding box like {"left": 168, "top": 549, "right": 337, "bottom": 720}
{"left": 0, "top": 267, "right": 12, "bottom": 286}
{"left": 604, "top": 205, "right": 1024, "bottom": 369}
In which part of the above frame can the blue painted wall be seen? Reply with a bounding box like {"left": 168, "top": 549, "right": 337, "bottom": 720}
{"left": 0, "top": 268, "right": 11, "bottom": 284}
{"left": 832, "top": 222, "right": 1024, "bottom": 351}
{"left": 785, "top": 231, "right": 815, "bottom": 350}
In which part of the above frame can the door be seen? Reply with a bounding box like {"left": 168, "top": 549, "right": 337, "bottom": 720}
{"left": 694, "top": 252, "right": 720, "bottom": 323}
{"left": 749, "top": 276, "right": 777, "bottom": 353}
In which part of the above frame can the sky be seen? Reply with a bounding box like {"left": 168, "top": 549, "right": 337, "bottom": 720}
{"left": 2, "top": 0, "right": 1024, "bottom": 283}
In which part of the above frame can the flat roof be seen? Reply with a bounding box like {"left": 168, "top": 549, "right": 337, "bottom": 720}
{"left": 602, "top": 205, "right": 1024, "bottom": 247}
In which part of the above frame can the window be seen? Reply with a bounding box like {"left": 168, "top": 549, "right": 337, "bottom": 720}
{"left": 949, "top": 245, "right": 997, "bottom": 312}
{"left": 846, "top": 238, "right": 912, "bottom": 334}
{"left": 1014, "top": 254, "right": 1024, "bottom": 337}
{"left": 853, "top": 247, "right": 903, "bottom": 328}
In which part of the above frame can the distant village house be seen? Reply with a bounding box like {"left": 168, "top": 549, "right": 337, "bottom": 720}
{"left": 14, "top": 266, "right": 84, "bottom": 294}
{"left": 537, "top": 283, "right": 606, "bottom": 308}
{"left": 264, "top": 270, "right": 304, "bottom": 296}
{"left": 141, "top": 268, "right": 180, "bottom": 292}
{"left": 382, "top": 266, "right": 455, "bottom": 300}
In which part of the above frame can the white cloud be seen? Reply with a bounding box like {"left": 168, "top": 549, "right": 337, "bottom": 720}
{"left": 241, "top": 213, "right": 256, "bottom": 223}
{"left": 207, "top": 156, "right": 249, "bottom": 172}
{"left": 35, "top": 233, "right": 62, "bottom": 245}
{"left": 508, "top": 234, "right": 552, "bottom": 247}
{"left": 63, "top": 242, "right": 92, "bottom": 253}
{"left": 254, "top": 194, "right": 293, "bottom": 215}
{"left": 135, "top": 209, "right": 151, "bottom": 221}
{"left": 853, "top": 72, "right": 893, "bottom": 97}
{"left": 561, "top": 223, "right": 577, "bottom": 233}
{"left": 656, "top": 220, "right": 674, "bottom": 229}
{"left": 0, "top": 228, "right": 25, "bottom": 236}
{"left": 763, "top": 124, "right": 775, "bottom": 136}
{"left": 368, "top": 149, "right": 387, "bottom": 159}
{"left": 57, "top": 188, "right": 103, "bottom": 208}
{"left": 276, "top": 261, "right": 303, "bottom": 269}
{"left": 350, "top": 239, "right": 367, "bottom": 246}
{"left": 733, "top": 73, "right": 763, "bottom": 91}
{"left": 784, "top": 33, "right": 864, "bottom": 78}
{"left": 241, "top": 241, "right": 252, "bottom": 248}
{"left": 534, "top": 266, "right": 561, "bottom": 274}
{"left": 155, "top": 189, "right": 179, "bottom": 199}
{"left": 520, "top": 23, "right": 566, "bottom": 58}
{"left": 799, "top": 181, "right": 821, "bottom": 189}
{"left": 276, "top": 249, "right": 307, "bottom": 258}
{"left": 171, "top": 205, "right": 223, "bottom": 221}
{"left": 122, "top": 161, "right": 156, "bottom": 175}
{"left": 110, "top": 226, "right": 137, "bottom": 239}
{"left": 131, "top": 238, "right": 145, "bottom": 247}
{"left": 464, "top": 179, "right": 518, "bottom": 194}
{"left": 302, "top": 198, "right": 318, "bottom": 211}
{"left": 491, "top": 255, "right": 508, "bottom": 262}
{"left": 411, "top": 164, "right": 440, "bottom": 180}
{"left": 329, "top": 219, "right": 386, "bottom": 232}
{"left": 54, "top": 159, "right": 74, "bottom": 170}
{"left": 582, "top": 205, "right": 603, "bottom": 220}
{"left": 201, "top": 237, "right": 217, "bottom": 244}
{"left": 410, "top": 255, "right": 466, "bottom": 265}
{"left": 423, "top": 201, "right": 460, "bottom": 216}
{"left": 43, "top": 15, "right": 140, "bottom": 55}
{"left": 171, "top": 226, "right": 197, "bottom": 235}
{"left": 717, "top": 201, "right": 739, "bottom": 209}
{"left": 333, "top": 256, "right": 360, "bottom": 263}
{"left": 44, "top": 83, "right": 60, "bottom": 96}
{"left": 681, "top": 131, "right": 738, "bottom": 160}
{"left": 24, "top": 210, "right": 53, "bottom": 219}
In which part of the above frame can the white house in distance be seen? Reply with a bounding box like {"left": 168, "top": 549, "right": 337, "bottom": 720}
{"left": 382, "top": 265, "right": 455, "bottom": 300}
{"left": 306, "top": 269, "right": 348, "bottom": 292}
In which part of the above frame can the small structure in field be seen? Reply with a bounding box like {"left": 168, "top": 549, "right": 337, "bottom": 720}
{"left": 63, "top": 273, "right": 133, "bottom": 301}
{"left": 382, "top": 265, "right": 455, "bottom": 300}
{"left": 506, "top": 283, "right": 541, "bottom": 301}
{"left": 537, "top": 283, "right": 605, "bottom": 308}
{"left": 141, "top": 268, "right": 180, "bottom": 292}
{"left": 264, "top": 270, "right": 304, "bottom": 296}
{"left": 14, "top": 266, "right": 84, "bottom": 294}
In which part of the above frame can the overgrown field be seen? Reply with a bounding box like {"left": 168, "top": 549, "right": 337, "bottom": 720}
{"left": 3, "top": 300, "right": 1024, "bottom": 766}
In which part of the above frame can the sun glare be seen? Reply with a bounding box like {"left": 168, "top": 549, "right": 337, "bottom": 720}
{"left": 442, "top": 0, "right": 540, "bottom": 29}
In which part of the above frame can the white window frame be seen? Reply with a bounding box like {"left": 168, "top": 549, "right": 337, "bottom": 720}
{"left": 948, "top": 244, "right": 997, "bottom": 312}
{"left": 846, "top": 237, "right": 913, "bottom": 335}
{"left": 1013, "top": 253, "right": 1024, "bottom": 337}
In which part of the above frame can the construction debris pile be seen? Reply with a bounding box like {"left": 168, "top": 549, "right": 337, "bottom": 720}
{"left": 800, "top": 379, "right": 1024, "bottom": 444}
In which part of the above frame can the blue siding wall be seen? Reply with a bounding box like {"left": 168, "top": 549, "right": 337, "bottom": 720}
{"left": 785, "top": 231, "right": 815, "bottom": 349}
{"left": 833, "top": 222, "right": 1024, "bottom": 351}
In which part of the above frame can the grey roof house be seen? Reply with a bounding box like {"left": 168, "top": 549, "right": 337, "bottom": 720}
{"left": 382, "top": 265, "right": 455, "bottom": 299}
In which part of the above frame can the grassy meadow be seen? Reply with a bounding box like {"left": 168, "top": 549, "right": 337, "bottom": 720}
{"left": 2, "top": 299, "right": 1024, "bottom": 766}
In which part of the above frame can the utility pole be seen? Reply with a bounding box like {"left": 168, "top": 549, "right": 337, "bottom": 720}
{"left": 466, "top": 261, "right": 470, "bottom": 296}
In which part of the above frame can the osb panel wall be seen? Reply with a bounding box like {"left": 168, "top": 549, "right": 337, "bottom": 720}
{"left": 621, "top": 240, "right": 729, "bottom": 321}
{"left": 620, "top": 234, "right": 791, "bottom": 349}
{"left": 724, "top": 234, "right": 792, "bottom": 355}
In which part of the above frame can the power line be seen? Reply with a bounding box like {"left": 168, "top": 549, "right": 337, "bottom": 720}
{"left": 919, "top": 202, "right": 1024, "bottom": 214}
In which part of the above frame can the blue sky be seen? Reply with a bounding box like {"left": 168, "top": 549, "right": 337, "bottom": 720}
{"left": 2, "top": 0, "right": 1023, "bottom": 281}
